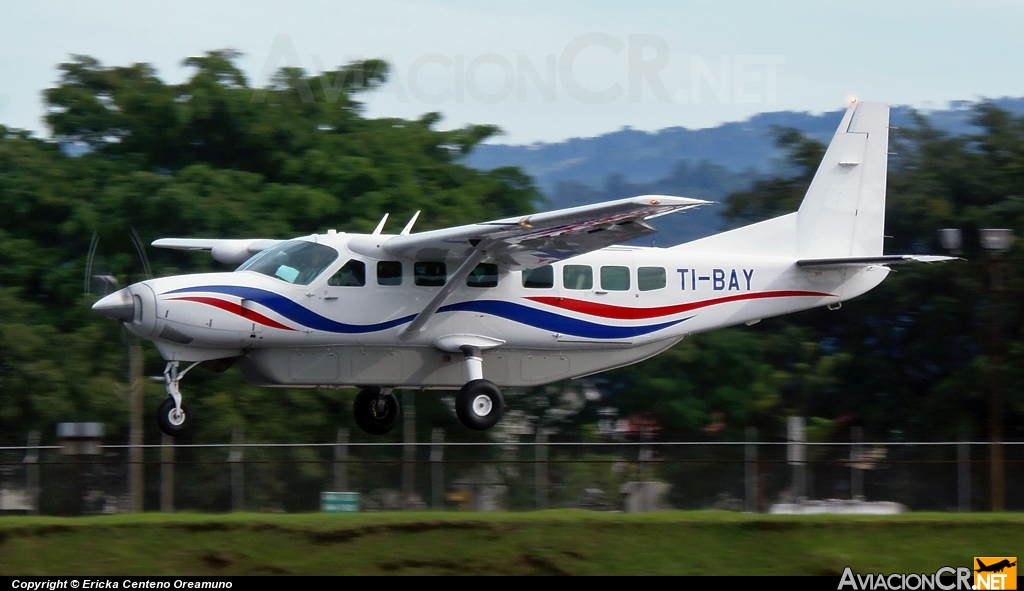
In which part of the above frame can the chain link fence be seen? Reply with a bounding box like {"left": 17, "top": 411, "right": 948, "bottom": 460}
{"left": 2, "top": 434, "right": 1022, "bottom": 515}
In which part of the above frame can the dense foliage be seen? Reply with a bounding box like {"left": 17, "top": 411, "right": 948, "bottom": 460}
{"left": 1, "top": 51, "right": 1022, "bottom": 464}
{"left": 0, "top": 51, "right": 538, "bottom": 448}
{"left": 609, "top": 108, "right": 1024, "bottom": 445}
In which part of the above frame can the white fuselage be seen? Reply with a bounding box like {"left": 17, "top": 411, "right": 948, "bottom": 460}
{"left": 120, "top": 233, "right": 889, "bottom": 388}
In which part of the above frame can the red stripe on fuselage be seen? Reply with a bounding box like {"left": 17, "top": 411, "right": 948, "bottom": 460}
{"left": 167, "top": 296, "right": 296, "bottom": 331}
{"left": 524, "top": 290, "right": 834, "bottom": 320}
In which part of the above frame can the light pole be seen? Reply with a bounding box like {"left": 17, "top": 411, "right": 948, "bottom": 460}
{"left": 980, "top": 228, "right": 1013, "bottom": 512}
{"left": 940, "top": 227, "right": 1014, "bottom": 512}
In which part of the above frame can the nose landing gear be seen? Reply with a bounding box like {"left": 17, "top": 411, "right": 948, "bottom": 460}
{"left": 159, "top": 361, "right": 200, "bottom": 437}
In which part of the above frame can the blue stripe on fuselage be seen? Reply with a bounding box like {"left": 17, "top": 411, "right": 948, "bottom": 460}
{"left": 164, "top": 285, "right": 688, "bottom": 338}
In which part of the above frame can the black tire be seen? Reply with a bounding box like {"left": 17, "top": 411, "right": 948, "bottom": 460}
{"left": 353, "top": 387, "right": 400, "bottom": 436}
{"left": 456, "top": 379, "right": 505, "bottom": 431}
{"left": 157, "top": 397, "right": 193, "bottom": 437}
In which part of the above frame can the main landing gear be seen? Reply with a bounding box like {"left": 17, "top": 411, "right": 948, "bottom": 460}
{"left": 454, "top": 345, "right": 504, "bottom": 431}
{"left": 352, "top": 345, "right": 505, "bottom": 436}
{"left": 353, "top": 387, "right": 400, "bottom": 435}
{"left": 159, "top": 361, "right": 199, "bottom": 437}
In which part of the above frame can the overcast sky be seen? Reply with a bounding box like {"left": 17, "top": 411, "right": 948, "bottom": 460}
{"left": 2, "top": 0, "right": 1023, "bottom": 144}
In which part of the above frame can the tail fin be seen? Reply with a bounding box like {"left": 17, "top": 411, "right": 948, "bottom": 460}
{"left": 675, "top": 100, "right": 889, "bottom": 258}
{"left": 796, "top": 100, "right": 889, "bottom": 257}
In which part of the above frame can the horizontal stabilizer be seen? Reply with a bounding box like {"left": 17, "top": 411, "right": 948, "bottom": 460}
{"left": 796, "top": 255, "right": 958, "bottom": 268}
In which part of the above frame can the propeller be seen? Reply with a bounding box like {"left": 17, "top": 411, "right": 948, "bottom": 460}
{"left": 85, "top": 228, "right": 153, "bottom": 320}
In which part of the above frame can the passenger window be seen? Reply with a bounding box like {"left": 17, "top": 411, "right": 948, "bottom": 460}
{"left": 467, "top": 263, "right": 499, "bottom": 288}
{"left": 601, "top": 266, "right": 630, "bottom": 291}
{"left": 377, "top": 261, "right": 402, "bottom": 286}
{"left": 414, "top": 261, "right": 447, "bottom": 286}
{"left": 522, "top": 265, "right": 554, "bottom": 289}
{"left": 328, "top": 259, "right": 366, "bottom": 287}
{"left": 563, "top": 265, "right": 593, "bottom": 290}
{"left": 638, "top": 266, "right": 666, "bottom": 291}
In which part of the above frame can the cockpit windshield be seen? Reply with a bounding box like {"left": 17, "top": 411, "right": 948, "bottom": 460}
{"left": 236, "top": 240, "right": 339, "bottom": 285}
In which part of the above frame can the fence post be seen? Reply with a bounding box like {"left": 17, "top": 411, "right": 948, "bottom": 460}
{"left": 431, "top": 428, "right": 444, "bottom": 509}
{"left": 535, "top": 429, "right": 548, "bottom": 510}
{"left": 24, "top": 430, "right": 40, "bottom": 515}
{"left": 787, "top": 416, "right": 807, "bottom": 500}
{"left": 745, "top": 426, "right": 757, "bottom": 513}
{"left": 160, "top": 433, "right": 174, "bottom": 512}
{"left": 958, "top": 442, "right": 971, "bottom": 512}
{"left": 229, "top": 428, "right": 244, "bottom": 512}
{"left": 334, "top": 428, "right": 349, "bottom": 492}
{"left": 851, "top": 426, "right": 864, "bottom": 500}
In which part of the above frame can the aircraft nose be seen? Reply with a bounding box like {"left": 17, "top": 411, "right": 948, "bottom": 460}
{"left": 92, "top": 287, "right": 137, "bottom": 322}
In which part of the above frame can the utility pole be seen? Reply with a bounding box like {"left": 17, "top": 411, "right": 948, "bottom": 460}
{"left": 402, "top": 390, "right": 416, "bottom": 507}
{"left": 940, "top": 227, "right": 1014, "bottom": 512}
{"left": 129, "top": 342, "right": 144, "bottom": 513}
{"left": 987, "top": 247, "right": 1006, "bottom": 512}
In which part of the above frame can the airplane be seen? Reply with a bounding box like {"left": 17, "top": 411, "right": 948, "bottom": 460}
{"left": 976, "top": 559, "right": 1016, "bottom": 574}
{"left": 92, "top": 99, "right": 953, "bottom": 437}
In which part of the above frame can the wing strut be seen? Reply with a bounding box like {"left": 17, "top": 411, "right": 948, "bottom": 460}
{"left": 402, "top": 244, "right": 489, "bottom": 335}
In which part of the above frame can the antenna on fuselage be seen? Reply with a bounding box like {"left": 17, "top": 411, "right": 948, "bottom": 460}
{"left": 400, "top": 211, "right": 421, "bottom": 235}
{"left": 372, "top": 213, "right": 389, "bottom": 235}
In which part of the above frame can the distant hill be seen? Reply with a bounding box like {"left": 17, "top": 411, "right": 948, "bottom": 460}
{"left": 464, "top": 97, "right": 1024, "bottom": 245}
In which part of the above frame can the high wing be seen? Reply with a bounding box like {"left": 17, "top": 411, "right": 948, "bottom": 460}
{"left": 388, "top": 195, "right": 708, "bottom": 334}
{"left": 382, "top": 195, "right": 709, "bottom": 269}
{"left": 151, "top": 238, "right": 283, "bottom": 264}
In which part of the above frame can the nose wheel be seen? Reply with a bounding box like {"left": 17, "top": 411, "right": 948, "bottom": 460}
{"left": 157, "top": 397, "right": 193, "bottom": 436}
{"left": 159, "top": 361, "right": 200, "bottom": 437}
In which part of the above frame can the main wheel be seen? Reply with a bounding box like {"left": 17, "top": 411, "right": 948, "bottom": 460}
{"left": 456, "top": 379, "right": 505, "bottom": 431}
{"left": 157, "top": 397, "right": 193, "bottom": 437}
{"left": 353, "top": 387, "right": 400, "bottom": 435}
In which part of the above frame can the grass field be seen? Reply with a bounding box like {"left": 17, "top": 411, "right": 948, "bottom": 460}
{"left": 0, "top": 511, "right": 1021, "bottom": 575}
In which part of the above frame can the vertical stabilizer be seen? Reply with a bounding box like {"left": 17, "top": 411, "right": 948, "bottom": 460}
{"left": 796, "top": 101, "right": 889, "bottom": 257}
{"left": 674, "top": 100, "right": 890, "bottom": 258}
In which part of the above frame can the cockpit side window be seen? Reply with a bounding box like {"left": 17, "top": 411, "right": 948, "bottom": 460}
{"left": 237, "top": 241, "right": 338, "bottom": 286}
{"left": 328, "top": 259, "right": 366, "bottom": 287}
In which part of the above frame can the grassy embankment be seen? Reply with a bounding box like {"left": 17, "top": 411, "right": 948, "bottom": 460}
{"left": 1, "top": 511, "right": 1021, "bottom": 575}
